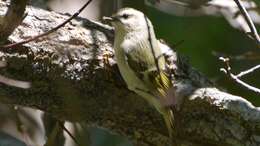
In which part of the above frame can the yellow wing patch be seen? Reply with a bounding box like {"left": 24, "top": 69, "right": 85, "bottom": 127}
{"left": 154, "top": 71, "right": 172, "bottom": 97}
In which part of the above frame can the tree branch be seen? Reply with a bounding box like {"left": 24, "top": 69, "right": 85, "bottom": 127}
{"left": 0, "top": 0, "right": 93, "bottom": 49}
{"left": 0, "top": 1, "right": 260, "bottom": 146}
{"left": 0, "top": 0, "right": 28, "bottom": 42}
{"left": 233, "top": 0, "right": 260, "bottom": 46}
{"left": 220, "top": 57, "right": 260, "bottom": 94}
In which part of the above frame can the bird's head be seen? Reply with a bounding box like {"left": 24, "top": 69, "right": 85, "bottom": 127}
{"left": 103, "top": 8, "right": 150, "bottom": 33}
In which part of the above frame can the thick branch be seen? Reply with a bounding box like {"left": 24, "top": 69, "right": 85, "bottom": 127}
{"left": 0, "top": 0, "right": 28, "bottom": 42}
{"left": 0, "top": 2, "right": 259, "bottom": 146}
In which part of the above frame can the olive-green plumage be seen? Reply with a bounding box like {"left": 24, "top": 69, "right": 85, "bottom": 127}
{"left": 104, "top": 8, "right": 174, "bottom": 139}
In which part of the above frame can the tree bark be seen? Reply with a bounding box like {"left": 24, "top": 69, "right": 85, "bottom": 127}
{"left": 0, "top": 1, "right": 259, "bottom": 146}
{"left": 0, "top": 0, "right": 28, "bottom": 42}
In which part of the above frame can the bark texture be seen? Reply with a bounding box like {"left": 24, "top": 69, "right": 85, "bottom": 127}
{"left": 0, "top": 1, "right": 259, "bottom": 146}
{"left": 0, "top": 0, "right": 28, "bottom": 42}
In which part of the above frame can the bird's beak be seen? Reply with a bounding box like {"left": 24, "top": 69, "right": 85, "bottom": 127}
{"left": 103, "top": 16, "right": 120, "bottom": 23}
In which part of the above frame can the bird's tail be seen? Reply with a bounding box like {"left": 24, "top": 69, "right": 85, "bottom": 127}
{"left": 163, "top": 108, "right": 175, "bottom": 140}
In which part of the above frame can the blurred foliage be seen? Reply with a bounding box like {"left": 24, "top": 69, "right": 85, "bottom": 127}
{"left": 85, "top": 127, "right": 131, "bottom": 146}
{"left": 0, "top": 131, "right": 26, "bottom": 146}
{"left": 146, "top": 6, "right": 260, "bottom": 106}
{"left": 43, "top": 116, "right": 65, "bottom": 146}
{"left": 121, "top": 0, "right": 145, "bottom": 11}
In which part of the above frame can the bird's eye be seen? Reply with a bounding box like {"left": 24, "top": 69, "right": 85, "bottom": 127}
{"left": 122, "top": 14, "right": 129, "bottom": 19}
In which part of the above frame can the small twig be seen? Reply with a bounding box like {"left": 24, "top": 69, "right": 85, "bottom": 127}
{"left": 236, "top": 64, "right": 260, "bottom": 78}
{"left": 144, "top": 15, "right": 162, "bottom": 83}
{"left": 219, "top": 0, "right": 260, "bottom": 94}
{"left": 212, "top": 51, "right": 260, "bottom": 61}
{"left": 0, "top": 60, "right": 31, "bottom": 89}
{"left": 83, "top": 19, "right": 114, "bottom": 40}
{"left": 233, "top": 0, "right": 260, "bottom": 45}
{"left": 58, "top": 121, "right": 81, "bottom": 146}
{"left": 229, "top": 73, "right": 260, "bottom": 94}
{"left": 219, "top": 57, "right": 260, "bottom": 94}
{"left": 0, "top": 0, "right": 93, "bottom": 49}
{"left": 0, "top": 75, "right": 31, "bottom": 89}
{"left": 230, "top": 51, "right": 260, "bottom": 60}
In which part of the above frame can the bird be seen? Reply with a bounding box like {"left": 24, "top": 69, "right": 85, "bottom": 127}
{"left": 103, "top": 8, "right": 175, "bottom": 140}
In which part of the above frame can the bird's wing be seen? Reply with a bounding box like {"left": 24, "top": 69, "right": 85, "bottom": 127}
{"left": 124, "top": 41, "right": 172, "bottom": 97}
{"left": 125, "top": 41, "right": 175, "bottom": 137}
{"left": 124, "top": 45, "right": 154, "bottom": 80}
